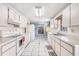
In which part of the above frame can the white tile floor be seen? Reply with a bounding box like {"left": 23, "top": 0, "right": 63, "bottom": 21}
{"left": 21, "top": 37, "right": 49, "bottom": 56}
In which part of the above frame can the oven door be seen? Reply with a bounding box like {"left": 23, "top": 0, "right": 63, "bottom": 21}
{"left": 16, "top": 36, "right": 23, "bottom": 54}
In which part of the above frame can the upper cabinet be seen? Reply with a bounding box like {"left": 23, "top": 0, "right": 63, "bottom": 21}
{"left": 71, "top": 4, "right": 79, "bottom": 26}
{"left": 8, "top": 8, "right": 20, "bottom": 25}
{"left": 0, "top": 4, "right": 8, "bottom": 26}
{"left": 62, "top": 5, "right": 70, "bottom": 27}
{"left": 53, "top": 5, "right": 71, "bottom": 32}
{"left": 20, "top": 16, "right": 27, "bottom": 28}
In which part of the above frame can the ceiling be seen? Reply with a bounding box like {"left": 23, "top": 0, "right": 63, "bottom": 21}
{"left": 8, "top": 3, "right": 70, "bottom": 22}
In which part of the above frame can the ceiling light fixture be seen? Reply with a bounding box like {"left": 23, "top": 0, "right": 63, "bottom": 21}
{"left": 34, "top": 6, "right": 44, "bottom": 16}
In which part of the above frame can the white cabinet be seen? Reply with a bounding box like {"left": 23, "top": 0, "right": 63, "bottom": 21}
{"left": 8, "top": 8, "right": 20, "bottom": 25}
{"left": 71, "top": 4, "right": 79, "bottom": 26}
{"left": 2, "top": 40, "right": 16, "bottom": 56}
{"left": 29, "top": 24, "right": 35, "bottom": 40}
{"left": 60, "top": 41, "right": 73, "bottom": 56}
{"left": 61, "top": 41, "right": 73, "bottom": 53}
{"left": 47, "top": 34, "right": 52, "bottom": 45}
{"left": 51, "top": 38, "right": 55, "bottom": 50}
{"left": 0, "top": 4, "right": 8, "bottom": 26}
{"left": 2, "top": 46, "right": 16, "bottom": 56}
{"left": 2, "top": 41, "right": 16, "bottom": 53}
{"left": 20, "top": 16, "right": 27, "bottom": 28}
{"left": 61, "top": 47, "right": 72, "bottom": 56}
{"left": 9, "top": 46, "right": 16, "bottom": 56}
{"left": 74, "top": 45, "right": 79, "bottom": 56}
{"left": 62, "top": 5, "right": 70, "bottom": 27}
{"left": 51, "top": 36, "right": 74, "bottom": 56}
{"left": 54, "top": 41, "right": 61, "bottom": 56}
{"left": 0, "top": 47, "right": 1, "bottom": 56}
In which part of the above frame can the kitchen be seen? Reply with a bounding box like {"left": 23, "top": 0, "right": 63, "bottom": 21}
{"left": 0, "top": 3, "right": 79, "bottom": 56}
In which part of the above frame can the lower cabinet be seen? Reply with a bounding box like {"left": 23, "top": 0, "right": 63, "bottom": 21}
{"left": 47, "top": 34, "right": 52, "bottom": 45}
{"left": 2, "top": 41, "right": 16, "bottom": 53}
{"left": 51, "top": 39, "right": 55, "bottom": 50}
{"left": 61, "top": 41, "right": 73, "bottom": 54}
{"left": 61, "top": 47, "right": 72, "bottom": 56}
{"left": 2, "top": 46, "right": 16, "bottom": 56}
{"left": 1, "top": 40, "right": 16, "bottom": 56}
{"left": 49, "top": 35, "right": 74, "bottom": 56}
{"left": 54, "top": 42, "right": 61, "bottom": 56}
{"left": 0, "top": 47, "right": 1, "bottom": 56}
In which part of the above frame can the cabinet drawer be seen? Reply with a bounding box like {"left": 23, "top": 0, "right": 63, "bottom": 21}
{"left": 54, "top": 37, "right": 60, "bottom": 44}
{"left": 61, "top": 47, "right": 73, "bottom": 56}
{"left": 51, "top": 39, "right": 55, "bottom": 50}
{"left": 55, "top": 42, "right": 61, "bottom": 56}
{"left": 61, "top": 41, "right": 73, "bottom": 53}
{"left": 2, "top": 41, "right": 16, "bottom": 53}
{"left": 2, "top": 46, "right": 16, "bottom": 56}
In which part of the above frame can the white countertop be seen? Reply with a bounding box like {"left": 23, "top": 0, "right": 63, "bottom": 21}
{"left": 0, "top": 35, "right": 21, "bottom": 46}
{"left": 55, "top": 35, "right": 79, "bottom": 46}
{"left": 49, "top": 33, "right": 79, "bottom": 46}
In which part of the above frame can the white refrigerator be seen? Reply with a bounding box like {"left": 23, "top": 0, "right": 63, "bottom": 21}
{"left": 29, "top": 24, "right": 35, "bottom": 41}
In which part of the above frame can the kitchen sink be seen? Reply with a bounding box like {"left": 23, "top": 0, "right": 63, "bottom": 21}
{"left": 53, "top": 33, "right": 65, "bottom": 36}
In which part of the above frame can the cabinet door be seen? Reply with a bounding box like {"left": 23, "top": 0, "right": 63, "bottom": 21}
{"left": 9, "top": 46, "right": 16, "bottom": 56}
{"left": 0, "top": 47, "right": 1, "bottom": 56}
{"left": 2, "top": 46, "right": 16, "bottom": 56}
{"left": 51, "top": 39, "right": 55, "bottom": 50}
{"left": 71, "top": 4, "right": 79, "bottom": 26}
{"left": 54, "top": 41, "right": 61, "bottom": 56}
{"left": 0, "top": 4, "right": 8, "bottom": 26}
{"left": 20, "top": 16, "right": 27, "bottom": 28}
{"left": 2, "top": 41, "right": 16, "bottom": 53}
{"left": 9, "top": 8, "right": 19, "bottom": 24}
{"left": 61, "top": 41, "right": 73, "bottom": 53}
{"left": 62, "top": 5, "right": 70, "bottom": 27}
{"left": 47, "top": 35, "right": 52, "bottom": 45}
{"left": 9, "top": 9, "right": 15, "bottom": 22}
{"left": 61, "top": 47, "right": 72, "bottom": 56}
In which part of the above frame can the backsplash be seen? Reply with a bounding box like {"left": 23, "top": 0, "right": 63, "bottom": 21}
{"left": 70, "top": 26, "right": 79, "bottom": 33}
{"left": 0, "top": 26, "right": 24, "bottom": 37}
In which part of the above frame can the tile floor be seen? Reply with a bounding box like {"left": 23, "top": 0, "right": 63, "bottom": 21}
{"left": 21, "top": 37, "right": 49, "bottom": 56}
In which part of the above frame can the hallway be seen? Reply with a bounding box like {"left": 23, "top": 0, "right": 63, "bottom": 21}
{"left": 0, "top": 3, "right": 79, "bottom": 56}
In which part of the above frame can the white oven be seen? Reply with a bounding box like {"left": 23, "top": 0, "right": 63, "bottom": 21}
{"left": 16, "top": 35, "right": 25, "bottom": 55}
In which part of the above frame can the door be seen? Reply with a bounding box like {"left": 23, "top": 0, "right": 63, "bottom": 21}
{"left": 35, "top": 24, "right": 46, "bottom": 37}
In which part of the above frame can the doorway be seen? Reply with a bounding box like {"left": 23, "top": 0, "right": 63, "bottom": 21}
{"left": 35, "top": 24, "right": 47, "bottom": 39}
